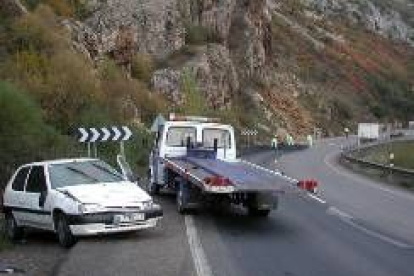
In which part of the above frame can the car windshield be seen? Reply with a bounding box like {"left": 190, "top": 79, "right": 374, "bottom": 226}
{"left": 49, "top": 160, "right": 124, "bottom": 188}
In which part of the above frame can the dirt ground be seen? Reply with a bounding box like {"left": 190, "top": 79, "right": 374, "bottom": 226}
{"left": 0, "top": 214, "right": 68, "bottom": 276}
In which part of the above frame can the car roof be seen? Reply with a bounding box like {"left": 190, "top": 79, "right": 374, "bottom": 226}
{"left": 21, "top": 158, "right": 99, "bottom": 167}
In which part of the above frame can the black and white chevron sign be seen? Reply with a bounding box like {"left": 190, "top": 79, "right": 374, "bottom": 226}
{"left": 77, "top": 126, "right": 132, "bottom": 143}
{"left": 241, "top": 129, "right": 258, "bottom": 136}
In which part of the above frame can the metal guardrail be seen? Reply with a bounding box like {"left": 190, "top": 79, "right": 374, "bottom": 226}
{"left": 341, "top": 136, "right": 414, "bottom": 177}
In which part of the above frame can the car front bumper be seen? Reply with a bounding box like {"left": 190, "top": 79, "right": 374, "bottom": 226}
{"left": 67, "top": 207, "right": 163, "bottom": 236}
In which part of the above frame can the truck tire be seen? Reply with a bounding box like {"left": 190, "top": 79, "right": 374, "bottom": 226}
{"left": 248, "top": 208, "right": 271, "bottom": 217}
{"left": 148, "top": 169, "right": 160, "bottom": 195}
{"left": 149, "top": 182, "right": 160, "bottom": 195}
{"left": 4, "top": 212, "right": 24, "bottom": 241}
{"left": 176, "top": 180, "right": 189, "bottom": 214}
{"left": 55, "top": 213, "right": 77, "bottom": 248}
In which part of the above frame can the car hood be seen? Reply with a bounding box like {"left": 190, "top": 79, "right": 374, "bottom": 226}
{"left": 59, "top": 182, "right": 152, "bottom": 206}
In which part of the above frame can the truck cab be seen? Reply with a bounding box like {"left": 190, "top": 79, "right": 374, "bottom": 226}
{"left": 149, "top": 116, "right": 236, "bottom": 193}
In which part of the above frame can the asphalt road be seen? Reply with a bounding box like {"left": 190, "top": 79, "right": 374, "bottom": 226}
{"left": 56, "top": 137, "right": 414, "bottom": 276}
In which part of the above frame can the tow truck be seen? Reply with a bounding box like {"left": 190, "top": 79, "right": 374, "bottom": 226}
{"left": 148, "top": 114, "right": 316, "bottom": 216}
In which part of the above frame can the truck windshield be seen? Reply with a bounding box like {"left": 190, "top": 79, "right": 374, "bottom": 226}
{"left": 49, "top": 160, "right": 124, "bottom": 188}
{"left": 166, "top": 127, "right": 196, "bottom": 147}
{"left": 202, "top": 128, "right": 231, "bottom": 149}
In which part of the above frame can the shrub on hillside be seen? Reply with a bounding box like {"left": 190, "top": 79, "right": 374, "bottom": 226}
{"left": 131, "top": 54, "right": 155, "bottom": 84}
{"left": 0, "top": 81, "right": 78, "bottom": 187}
{"left": 185, "top": 24, "right": 222, "bottom": 45}
{"left": 7, "top": 5, "right": 65, "bottom": 55}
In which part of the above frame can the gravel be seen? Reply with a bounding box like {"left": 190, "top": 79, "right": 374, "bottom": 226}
{"left": 0, "top": 214, "right": 68, "bottom": 276}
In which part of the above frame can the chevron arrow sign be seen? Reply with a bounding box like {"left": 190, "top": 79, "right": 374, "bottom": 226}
{"left": 77, "top": 126, "right": 133, "bottom": 143}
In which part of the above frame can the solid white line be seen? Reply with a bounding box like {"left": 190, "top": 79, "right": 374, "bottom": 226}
{"left": 327, "top": 207, "right": 412, "bottom": 249}
{"left": 185, "top": 215, "right": 214, "bottom": 276}
{"left": 308, "top": 193, "right": 326, "bottom": 204}
{"left": 344, "top": 219, "right": 412, "bottom": 249}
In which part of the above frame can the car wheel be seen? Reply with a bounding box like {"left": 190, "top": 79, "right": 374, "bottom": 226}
{"left": 55, "top": 214, "right": 76, "bottom": 248}
{"left": 4, "top": 212, "right": 23, "bottom": 241}
{"left": 248, "top": 207, "right": 270, "bottom": 217}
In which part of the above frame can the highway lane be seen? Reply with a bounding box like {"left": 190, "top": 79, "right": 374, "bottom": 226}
{"left": 277, "top": 137, "right": 414, "bottom": 245}
{"left": 193, "top": 143, "right": 414, "bottom": 276}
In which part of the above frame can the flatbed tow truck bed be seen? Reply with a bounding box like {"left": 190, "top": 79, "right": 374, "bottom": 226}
{"left": 163, "top": 155, "right": 297, "bottom": 193}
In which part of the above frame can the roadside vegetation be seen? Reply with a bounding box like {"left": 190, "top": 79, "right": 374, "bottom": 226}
{"left": 0, "top": 5, "right": 164, "bottom": 188}
{"left": 361, "top": 141, "right": 414, "bottom": 170}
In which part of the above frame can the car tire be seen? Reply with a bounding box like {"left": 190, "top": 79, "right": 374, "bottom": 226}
{"left": 55, "top": 213, "right": 76, "bottom": 248}
{"left": 4, "top": 212, "right": 24, "bottom": 241}
{"left": 248, "top": 208, "right": 270, "bottom": 217}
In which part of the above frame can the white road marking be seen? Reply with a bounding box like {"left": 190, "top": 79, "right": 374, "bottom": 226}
{"left": 308, "top": 194, "right": 326, "bottom": 204}
{"left": 327, "top": 207, "right": 412, "bottom": 249}
{"left": 185, "top": 215, "right": 214, "bottom": 276}
{"left": 323, "top": 151, "right": 414, "bottom": 201}
{"left": 344, "top": 219, "right": 412, "bottom": 249}
{"left": 327, "top": 206, "right": 354, "bottom": 220}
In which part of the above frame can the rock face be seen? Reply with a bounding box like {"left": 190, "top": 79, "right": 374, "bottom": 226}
{"left": 228, "top": 0, "right": 273, "bottom": 83}
{"left": 83, "top": 0, "right": 185, "bottom": 59}
{"left": 151, "top": 44, "right": 239, "bottom": 109}
{"left": 64, "top": 0, "right": 413, "bottom": 134}
{"left": 305, "top": 0, "right": 414, "bottom": 45}
{"left": 151, "top": 68, "right": 183, "bottom": 105}
{"left": 179, "top": 0, "right": 237, "bottom": 42}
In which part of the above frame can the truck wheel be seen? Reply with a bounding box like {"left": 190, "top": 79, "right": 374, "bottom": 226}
{"left": 248, "top": 208, "right": 271, "bottom": 217}
{"left": 55, "top": 213, "right": 76, "bottom": 248}
{"left": 149, "top": 182, "right": 160, "bottom": 195}
{"left": 176, "top": 181, "right": 189, "bottom": 214}
{"left": 4, "top": 212, "right": 23, "bottom": 241}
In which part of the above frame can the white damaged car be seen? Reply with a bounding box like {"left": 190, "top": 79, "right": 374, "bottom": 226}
{"left": 2, "top": 158, "right": 163, "bottom": 247}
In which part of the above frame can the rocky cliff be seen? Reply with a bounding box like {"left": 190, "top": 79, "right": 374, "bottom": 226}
{"left": 15, "top": 0, "right": 414, "bottom": 136}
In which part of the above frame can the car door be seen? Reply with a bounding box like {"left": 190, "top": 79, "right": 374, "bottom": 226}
{"left": 6, "top": 166, "right": 31, "bottom": 225}
{"left": 23, "top": 165, "right": 53, "bottom": 230}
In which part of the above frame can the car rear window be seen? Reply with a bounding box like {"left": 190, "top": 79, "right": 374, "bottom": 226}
{"left": 49, "top": 160, "right": 123, "bottom": 188}
{"left": 11, "top": 167, "right": 30, "bottom": 191}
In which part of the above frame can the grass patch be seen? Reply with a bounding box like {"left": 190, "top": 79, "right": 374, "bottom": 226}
{"left": 362, "top": 141, "right": 414, "bottom": 170}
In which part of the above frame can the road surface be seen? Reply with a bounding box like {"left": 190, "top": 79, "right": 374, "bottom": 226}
{"left": 56, "top": 137, "right": 414, "bottom": 276}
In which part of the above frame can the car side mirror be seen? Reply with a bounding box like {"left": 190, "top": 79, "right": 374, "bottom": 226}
{"left": 39, "top": 190, "right": 47, "bottom": 208}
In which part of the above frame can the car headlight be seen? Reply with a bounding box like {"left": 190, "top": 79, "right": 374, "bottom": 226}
{"left": 78, "top": 203, "right": 106, "bottom": 214}
{"left": 141, "top": 200, "right": 153, "bottom": 210}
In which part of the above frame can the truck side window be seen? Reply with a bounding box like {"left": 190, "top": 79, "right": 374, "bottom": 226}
{"left": 11, "top": 167, "right": 30, "bottom": 191}
{"left": 25, "top": 166, "right": 47, "bottom": 193}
